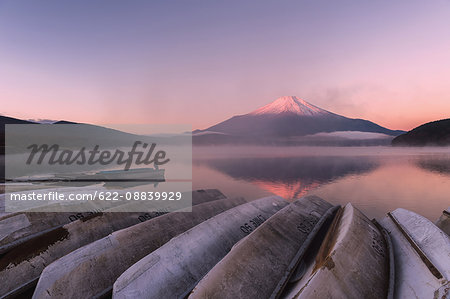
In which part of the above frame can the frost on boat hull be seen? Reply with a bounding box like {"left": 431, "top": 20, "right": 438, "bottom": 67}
{"left": 380, "top": 208, "right": 450, "bottom": 299}
{"left": 0, "top": 189, "right": 225, "bottom": 299}
{"left": 435, "top": 207, "right": 450, "bottom": 236}
{"left": 0, "top": 207, "right": 121, "bottom": 256}
{"left": 0, "top": 186, "right": 223, "bottom": 250}
{"left": 32, "top": 196, "right": 245, "bottom": 299}
{"left": 282, "top": 203, "right": 389, "bottom": 299}
{"left": 0, "top": 188, "right": 123, "bottom": 255}
{"left": 112, "top": 196, "right": 289, "bottom": 299}
{"left": 189, "top": 195, "right": 337, "bottom": 299}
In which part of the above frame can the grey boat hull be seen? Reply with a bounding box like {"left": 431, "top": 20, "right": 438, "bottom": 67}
{"left": 112, "top": 196, "right": 289, "bottom": 299}
{"left": 282, "top": 204, "right": 390, "bottom": 299}
{"left": 189, "top": 195, "right": 336, "bottom": 299}
{"left": 32, "top": 196, "right": 245, "bottom": 299}
{"left": 0, "top": 189, "right": 225, "bottom": 299}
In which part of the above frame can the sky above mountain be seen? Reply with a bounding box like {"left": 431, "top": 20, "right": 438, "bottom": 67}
{"left": 1, "top": 1, "right": 449, "bottom": 131}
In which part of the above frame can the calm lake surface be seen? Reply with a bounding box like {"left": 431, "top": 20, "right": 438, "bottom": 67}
{"left": 192, "top": 146, "right": 450, "bottom": 221}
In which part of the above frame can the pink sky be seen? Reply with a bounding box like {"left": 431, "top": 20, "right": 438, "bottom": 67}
{"left": 1, "top": 1, "right": 449, "bottom": 131}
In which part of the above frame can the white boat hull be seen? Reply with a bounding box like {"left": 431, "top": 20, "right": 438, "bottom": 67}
{"left": 112, "top": 196, "right": 289, "bottom": 299}
{"left": 282, "top": 203, "right": 390, "bottom": 299}
{"left": 189, "top": 195, "right": 336, "bottom": 299}
{"left": 380, "top": 208, "right": 450, "bottom": 298}
{"left": 0, "top": 189, "right": 225, "bottom": 298}
{"left": 32, "top": 196, "right": 245, "bottom": 299}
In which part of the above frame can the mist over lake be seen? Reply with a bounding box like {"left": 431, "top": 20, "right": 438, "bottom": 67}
{"left": 193, "top": 146, "right": 450, "bottom": 220}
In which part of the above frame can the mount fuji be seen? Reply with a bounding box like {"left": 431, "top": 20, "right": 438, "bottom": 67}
{"left": 194, "top": 96, "right": 404, "bottom": 145}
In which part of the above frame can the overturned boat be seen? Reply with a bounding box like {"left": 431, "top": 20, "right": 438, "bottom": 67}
{"left": 0, "top": 193, "right": 129, "bottom": 256}
{"left": 0, "top": 189, "right": 225, "bottom": 298}
{"left": 436, "top": 207, "right": 450, "bottom": 236}
{"left": 281, "top": 203, "right": 391, "bottom": 299}
{"left": 10, "top": 167, "right": 165, "bottom": 183}
{"left": 0, "top": 210, "right": 102, "bottom": 255}
{"left": 32, "top": 196, "right": 246, "bottom": 299}
{"left": 66, "top": 167, "right": 165, "bottom": 183}
{"left": 379, "top": 208, "right": 450, "bottom": 298}
{"left": 112, "top": 196, "right": 289, "bottom": 299}
{"left": 189, "top": 195, "right": 338, "bottom": 298}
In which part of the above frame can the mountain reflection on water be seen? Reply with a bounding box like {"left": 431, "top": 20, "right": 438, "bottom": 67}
{"left": 197, "top": 156, "right": 378, "bottom": 199}
{"left": 416, "top": 157, "right": 450, "bottom": 175}
{"left": 193, "top": 146, "right": 450, "bottom": 220}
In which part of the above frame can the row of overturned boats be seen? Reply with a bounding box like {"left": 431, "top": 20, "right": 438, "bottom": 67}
{"left": 0, "top": 189, "right": 449, "bottom": 298}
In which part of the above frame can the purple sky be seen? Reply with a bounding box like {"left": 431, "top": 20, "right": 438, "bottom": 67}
{"left": 1, "top": 1, "right": 449, "bottom": 130}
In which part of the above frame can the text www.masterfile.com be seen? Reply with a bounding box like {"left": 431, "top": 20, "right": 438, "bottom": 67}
{"left": 8, "top": 191, "right": 184, "bottom": 201}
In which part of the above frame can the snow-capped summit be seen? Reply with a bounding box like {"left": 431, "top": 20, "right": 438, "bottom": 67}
{"left": 194, "top": 95, "right": 404, "bottom": 141}
{"left": 250, "top": 96, "right": 330, "bottom": 116}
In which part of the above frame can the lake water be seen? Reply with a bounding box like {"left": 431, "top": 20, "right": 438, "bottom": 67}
{"left": 192, "top": 146, "right": 450, "bottom": 221}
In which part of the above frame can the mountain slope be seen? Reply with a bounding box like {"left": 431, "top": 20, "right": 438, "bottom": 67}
{"left": 196, "top": 96, "right": 403, "bottom": 138}
{"left": 392, "top": 119, "right": 450, "bottom": 146}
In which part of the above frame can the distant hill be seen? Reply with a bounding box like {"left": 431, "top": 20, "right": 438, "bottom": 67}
{"left": 392, "top": 119, "right": 450, "bottom": 146}
{"left": 194, "top": 96, "right": 404, "bottom": 145}
{"left": 0, "top": 115, "right": 188, "bottom": 180}
{"left": 0, "top": 114, "right": 188, "bottom": 153}
{"left": 0, "top": 115, "right": 35, "bottom": 147}
{"left": 54, "top": 120, "right": 78, "bottom": 124}
{"left": 0, "top": 115, "right": 35, "bottom": 126}
{"left": 0, "top": 116, "right": 35, "bottom": 180}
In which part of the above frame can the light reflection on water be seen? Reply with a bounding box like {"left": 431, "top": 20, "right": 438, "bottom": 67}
{"left": 193, "top": 146, "right": 450, "bottom": 220}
